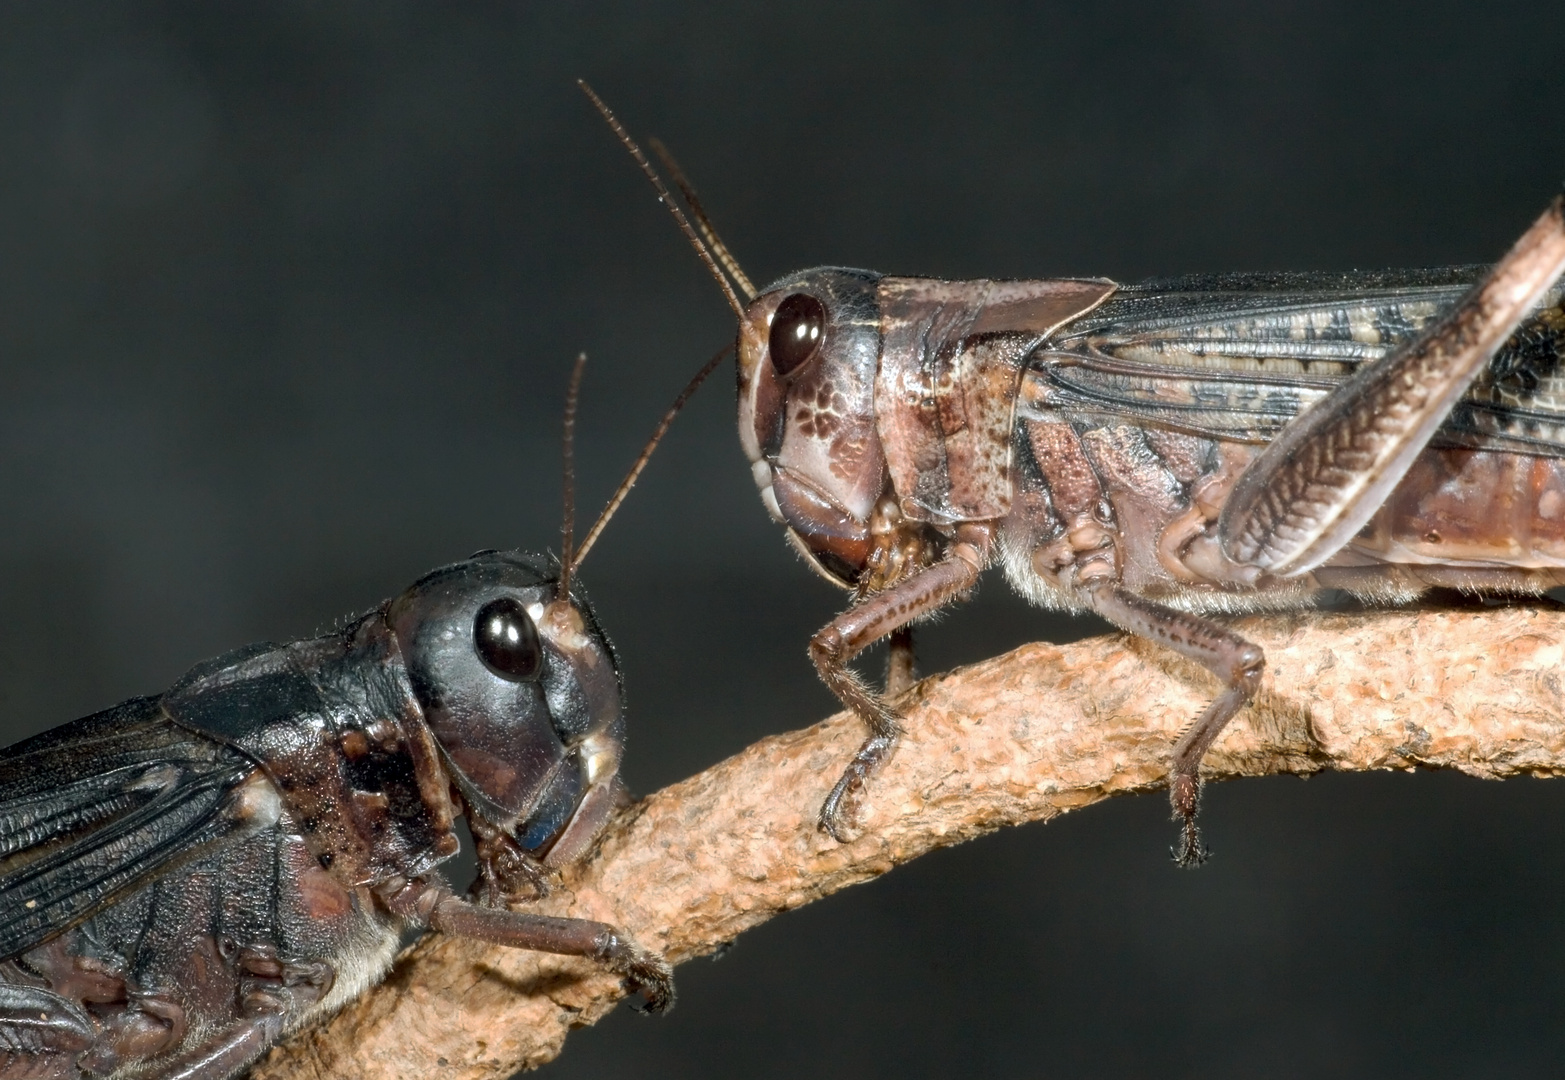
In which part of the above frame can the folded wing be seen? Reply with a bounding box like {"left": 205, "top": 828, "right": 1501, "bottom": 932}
{"left": 0, "top": 700, "right": 263, "bottom": 959}
{"left": 1032, "top": 268, "right": 1565, "bottom": 456}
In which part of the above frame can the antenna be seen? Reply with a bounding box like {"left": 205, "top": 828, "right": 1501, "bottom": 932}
{"left": 577, "top": 81, "right": 748, "bottom": 320}
{"left": 557, "top": 352, "right": 588, "bottom": 598}
{"left": 648, "top": 137, "right": 756, "bottom": 300}
{"left": 568, "top": 342, "right": 732, "bottom": 572}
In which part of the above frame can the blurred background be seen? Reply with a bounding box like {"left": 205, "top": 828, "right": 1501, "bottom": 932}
{"left": 2, "top": 3, "right": 1565, "bottom": 1076}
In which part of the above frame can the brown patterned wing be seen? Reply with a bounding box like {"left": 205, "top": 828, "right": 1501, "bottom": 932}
{"left": 1028, "top": 269, "right": 1565, "bottom": 457}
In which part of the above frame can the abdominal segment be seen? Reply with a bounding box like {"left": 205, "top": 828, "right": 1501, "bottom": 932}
{"left": 1005, "top": 417, "right": 1565, "bottom": 611}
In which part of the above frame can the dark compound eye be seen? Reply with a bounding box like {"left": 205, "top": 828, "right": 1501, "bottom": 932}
{"left": 472, "top": 597, "right": 542, "bottom": 682}
{"left": 768, "top": 293, "right": 826, "bottom": 377}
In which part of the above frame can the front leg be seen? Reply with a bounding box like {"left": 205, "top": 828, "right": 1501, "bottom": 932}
{"left": 379, "top": 879, "right": 673, "bottom": 1012}
{"left": 429, "top": 898, "right": 673, "bottom": 1013}
{"left": 814, "top": 523, "right": 992, "bottom": 841}
{"left": 1081, "top": 581, "right": 1265, "bottom": 867}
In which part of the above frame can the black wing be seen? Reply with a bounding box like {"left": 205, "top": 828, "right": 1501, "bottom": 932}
{"left": 0, "top": 698, "right": 261, "bottom": 959}
{"left": 1031, "top": 268, "right": 1565, "bottom": 455}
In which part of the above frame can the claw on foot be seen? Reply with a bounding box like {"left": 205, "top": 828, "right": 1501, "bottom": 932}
{"left": 620, "top": 950, "right": 675, "bottom": 1014}
{"left": 1169, "top": 772, "right": 1208, "bottom": 868}
{"left": 817, "top": 733, "right": 897, "bottom": 842}
{"left": 594, "top": 929, "right": 674, "bottom": 1014}
{"left": 1172, "top": 817, "right": 1208, "bottom": 867}
{"left": 818, "top": 770, "right": 865, "bottom": 842}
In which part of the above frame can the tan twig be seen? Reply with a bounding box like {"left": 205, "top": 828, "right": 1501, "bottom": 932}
{"left": 252, "top": 604, "right": 1565, "bottom": 1080}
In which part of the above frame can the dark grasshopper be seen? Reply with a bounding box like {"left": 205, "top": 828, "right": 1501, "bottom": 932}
{"left": 0, "top": 355, "right": 715, "bottom": 1080}
{"left": 583, "top": 85, "right": 1565, "bottom": 865}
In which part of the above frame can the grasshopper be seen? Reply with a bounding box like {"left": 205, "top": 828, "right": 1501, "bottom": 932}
{"left": 0, "top": 351, "right": 735, "bottom": 1079}
{"left": 583, "top": 84, "right": 1565, "bottom": 864}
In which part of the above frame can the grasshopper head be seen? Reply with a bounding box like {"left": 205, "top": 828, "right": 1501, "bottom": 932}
{"left": 737, "top": 267, "right": 890, "bottom": 588}
{"left": 387, "top": 550, "right": 626, "bottom": 867}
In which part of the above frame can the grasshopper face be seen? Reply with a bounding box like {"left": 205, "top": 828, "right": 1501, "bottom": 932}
{"left": 737, "top": 267, "right": 890, "bottom": 587}
{"left": 388, "top": 550, "right": 626, "bottom": 866}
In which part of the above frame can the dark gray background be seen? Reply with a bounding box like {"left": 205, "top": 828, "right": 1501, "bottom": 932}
{"left": 2, "top": 3, "right": 1565, "bottom": 1077}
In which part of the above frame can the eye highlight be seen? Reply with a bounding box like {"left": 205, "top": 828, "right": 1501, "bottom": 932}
{"left": 768, "top": 293, "right": 826, "bottom": 377}
{"left": 472, "top": 596, "right": 542, "bottom": 681}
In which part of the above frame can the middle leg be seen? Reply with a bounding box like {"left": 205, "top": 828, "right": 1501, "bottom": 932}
{"left": 1082, "top": 580, "right": 1265, "bottom": 867}
{"left": 884, "top": 626, "right": 919, "bottom": 698}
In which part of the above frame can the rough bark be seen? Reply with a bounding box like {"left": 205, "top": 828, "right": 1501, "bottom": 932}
{"left": 251, "top": 604, "right": 1565, "bottom": 1080}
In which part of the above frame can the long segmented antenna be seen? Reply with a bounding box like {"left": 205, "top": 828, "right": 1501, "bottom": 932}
{"left": 557, "top": 352, "right": 588, "bottom": 598}
{"left": 577, "top": 81, "right": 747, "bottom": 320}
{"left": 648, "top": 136, "right": 756, "bottom": 300}
{"left": 569, "top": 342, "right": 732, "bottom": 572}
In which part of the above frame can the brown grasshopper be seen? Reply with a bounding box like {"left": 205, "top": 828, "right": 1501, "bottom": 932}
{"left": 583, "top": 84, "right": 1565, "bottom": 865}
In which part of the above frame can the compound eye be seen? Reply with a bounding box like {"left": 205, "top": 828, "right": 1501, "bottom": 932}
{"left": 472, "top": 597, "right": 542, "bottom": 681}
{"left": 768, "top": 293, "right": 826, "bottom": 378}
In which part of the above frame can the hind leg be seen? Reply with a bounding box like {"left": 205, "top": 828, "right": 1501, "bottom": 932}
{"left": 0, "top": 984, "right": 96, "bottom": 1080}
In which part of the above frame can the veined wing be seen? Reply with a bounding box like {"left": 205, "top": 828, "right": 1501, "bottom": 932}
{"left": 1029, "top": 268, "right": 1565, "bottom": 455}
{"left": 0, "top": 699, "right": 264, "bottom": 959}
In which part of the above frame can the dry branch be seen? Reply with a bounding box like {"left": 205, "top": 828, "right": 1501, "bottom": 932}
{"left": 252, "top": 604, "right": 1565, "bottom": 1080}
